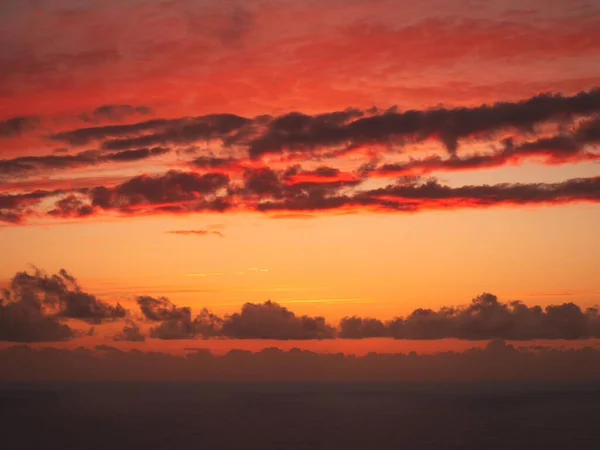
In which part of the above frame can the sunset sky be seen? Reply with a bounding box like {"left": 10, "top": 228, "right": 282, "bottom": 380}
{"left": 2, "top": 0, "right": 600, "bottom": 353}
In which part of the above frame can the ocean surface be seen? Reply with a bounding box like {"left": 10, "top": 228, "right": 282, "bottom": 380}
{"left": 1, "top": 382, "right": 600, "bottom": 450}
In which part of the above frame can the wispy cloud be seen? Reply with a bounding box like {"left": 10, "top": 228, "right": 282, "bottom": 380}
{"left": 166, "top": 229, "right": 225, "bottom": 237}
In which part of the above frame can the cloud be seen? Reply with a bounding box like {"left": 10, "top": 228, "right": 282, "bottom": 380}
{"left": 244, "top": 89, "right": 600, "bottom": 157}
{"left": 113, "top": 320, "right": 145, "bottom": 342}
{"left": 79, "top": 104, "right": 151, "bottom": 123}
{"left": 0, "top": 147, "right": 171, "bottom": 180}
{"left": 338, "top": 316, "right": 388, "bottom": 338}
{"left": 7, "top": 268, "right": 127, "bottom": 324}
{"left": 52, "top": 114, "right": 250, "bottom": 148}
{"left": 0, "top": 268, "right": 125, "bottom": 342}
{"left": 0, "top": 295, "right": 76, "bottom": 342}
{"left": 2, "top": 340, "right": 600, "bottom": 381}
{"left": 370, "top": 119, "right": 600, "bottom": 178}
{"left": 95, "top": 344, "right": 120, "bottom": 352}
{"left": 166, "top": 230, "right": 224, "bottom": 237}
{"left": 137, "top": 296, "right": 191, "bottom": 322}
{"left": 2, "top": 267, "right": 600, "bottom": 342}
{"left": 137, "top": 296, "right": 222, "bottom": 340}
{"left": 221, "top": 300, "right": 336, "bottom": 340}
{"left": 347, "top": 293, "right": 600, "bottom": 340}
{"left": 0, "top": 189, "right": 66, "bottom": 223}
{"left": 190, "top": 156, "right": 243, "bottom": 171}
{"left": 47, "top": 194, "right": 95, "bottom": 218}
{"left": 90, "top": 170, "right": 230, "bottom": 210}
{"left": 0, "top": 116, "right": 39, "bottom": 138}
{"left": 48, "top": 89, "right": 600, "bottom": 159}
{"left": 365, "top": 175, "right": 600, "bottom": 210}
{"left": 51, "top": 119, "right": 175, "bottom": 146}
{"left": 4, "top": 169, "right": 600, "bottom": 224}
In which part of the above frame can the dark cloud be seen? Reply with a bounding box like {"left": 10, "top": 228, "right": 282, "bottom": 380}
{"left": 52, "top": 118, "right": 173, "bottom": 146}
{"left": 166, "top": 230, "right": 224, "bottom": 237}
{"left": 221, "top": 301, "right": 336, "bottom": 340}
{"left": 47, "top": 195, "right": 94, "bottom": 218}
{"left": 248, "top": 174, "right": 600, "bottom": 214}
{"left": 79, "top": 104, "right": 151, "bottom": 123}
{"left": 95, "top": 344, "right": 120, "bottom": 352}
{"left": 137, "top": 296, "right": 206, "bottom": 340}
{"left": 245, "top": 109, "right": 364, "bottom": 158}
{"left": 0, "top": 189, "right": 66, "bottom": 223}
{"left": 0, "top": 116, "right": 39, "bottom": 138}
{"left": 2, "top": 267, "right": 600, "bottom": 343}
{"left": 239, "top": 166, "right": 362, "bottom": 206}
{"left": 46, "top": 89, "right": 600, "bottom": 163}
{"left": 136, "top": 296, "right": 223, "bottom": 340}
{"left": 4, "top": 169, "right": 600, "bottom": 223}
{"left": 113, "top": 320, "right": 145, "bottom": 342}
{"left": 0, "top": 294, "right": 76, "bottom": 342}
{"left": 190, "top": 156, "right": 242, "bottom": 170}
{"left": 345, "top": 293, "right": 600, "bottom": 340}
{"left": 2, "top": 340, "right": 600, "bottom": 381}
{"left": 0, "top": 268, "right": 126, "bottom": 342}
{"left": 0, "top": 150, "right": 99, "bottom": 178}
{"left": 148, "top": 318, "right": 197, "bottom": 340}
{"left": 371, "top": 118, "right": 600, "bottom": 177}
{"left": 338, "top": 316, "right": 388, "bottom": 338}
{"left": 6, "top": 268, "right": 127, "bottom": 325}
{"left": 367, "top": 175, "right": 600, "bottom": 209}
{"left": 104, "top": 146, "right": 170, "bottom": 162}
{"left": 0, "top": 147, "right": 171, "bottom": 179}
{"left": 243, "top": 167, "right": 284, "bottom": 197}
{"left": 87, "top": 170, "right": 231, "bottom": 213}
{"left": 101, "top": 114, "right": 250, "bottom": 151}
{"left": 137, "top": 296, "right": 191, "bottom": 322}
{"left": 246, "top": 88, "right": 600, "bottom": 157}
{"left": 53, "top": 114, "right": 250, "bottom": 149}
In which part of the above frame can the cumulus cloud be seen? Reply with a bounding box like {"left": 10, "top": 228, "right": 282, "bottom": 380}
{"left": 2, "top": 268, "right": 600, "bottom": 343}
{"left": 338, "top": 316, "right": 388, "bottom": 338}
{"left": 6, "top": 268, "right": 127, "bottom": 324}
{"left": 113, "top": 320, "right": 145, "bottom": 342}
{"left": 137, "top": 296, "right": 191, "bottom": 322}
{"left": 0, "top": 268, "right": 125, "bottom": 342}
{"left": 137, "top": 296, "right": 222, "bottom": 340}
{"left": 221, "top": 301, "right": 336, "bottom": 340}
{"left": 346, "top": 293, "right": 600, "bottom": 340}
{"left": 0, "top": 295, "right": 76, "bottom": 342}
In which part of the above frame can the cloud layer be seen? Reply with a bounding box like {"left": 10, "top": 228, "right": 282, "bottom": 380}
{"left": 2, "top": 269, "right": 599, "bottom": 343}
{"left": 2, "top": 87, "right": 600, "bottom": 224}
{"left": 2, "top": 340, "right": 600, "bottom": 381}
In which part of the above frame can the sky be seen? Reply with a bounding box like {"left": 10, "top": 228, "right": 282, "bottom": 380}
{"left": 1, "top": 0, "right": 600, "bottom": 358}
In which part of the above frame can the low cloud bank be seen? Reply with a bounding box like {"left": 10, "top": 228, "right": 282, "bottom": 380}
{"left": 1, "top": 340, "right": 600, "bottom": 381}
{"left": 2, "top": 269, "right": 599, "bottom": 342}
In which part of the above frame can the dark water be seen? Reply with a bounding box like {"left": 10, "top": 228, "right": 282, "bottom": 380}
{"left": 1, "top": 382, "right": 599, "bottom": 450}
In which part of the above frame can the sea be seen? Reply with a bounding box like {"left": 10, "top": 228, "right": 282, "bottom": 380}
{"left": 1, "top": 382, "right": 599, "bottom": 449}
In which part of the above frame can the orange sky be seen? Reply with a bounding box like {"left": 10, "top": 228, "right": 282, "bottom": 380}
{"left": 1, "top": 0, "right": 600, "bottom": 351}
